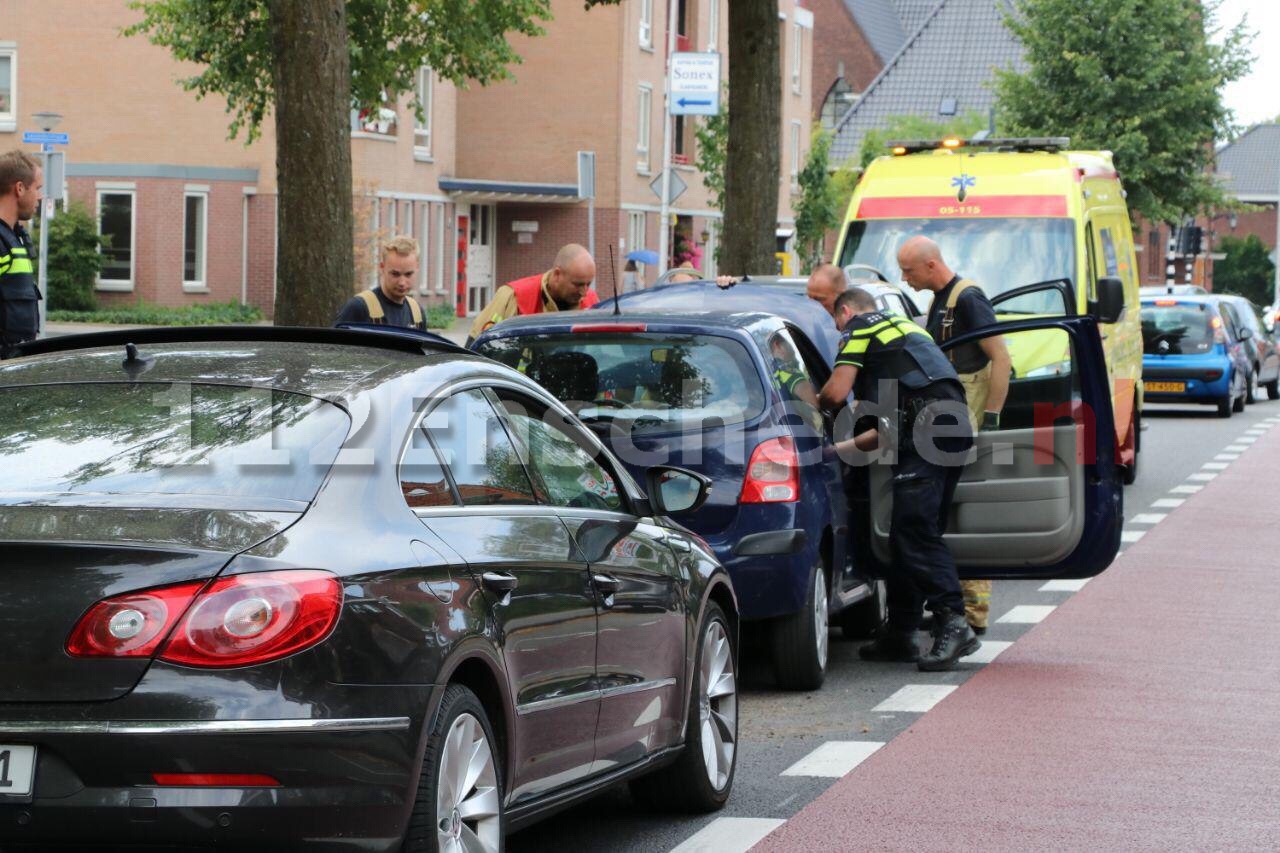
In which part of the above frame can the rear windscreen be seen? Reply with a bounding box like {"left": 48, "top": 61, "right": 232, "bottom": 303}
{"left": 476, "top": 333, "right": 765, "bottom": 434}
{"left": 0, "top": 383, "right": 350, "bottom": 507}
{"left": 1141, "top": 303, "right": 1215, "bottom": 355}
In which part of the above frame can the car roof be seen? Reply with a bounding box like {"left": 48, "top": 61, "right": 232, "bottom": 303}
{"left": 0, "top": 326, "right": 478, "bottom": 401}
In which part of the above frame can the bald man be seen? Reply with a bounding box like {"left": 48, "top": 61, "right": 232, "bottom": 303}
{"left": 806, "top": 264, "right": 848, "bottom": 317}
{"left": 466, "top": 243, "right": 600, "bottom": 345}
{"left": 898, "top": 235, "right": 1010, "bottom": 634}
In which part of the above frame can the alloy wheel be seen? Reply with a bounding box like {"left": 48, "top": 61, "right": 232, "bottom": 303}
{"left": 699, "top": 620, "right": 738, "bottom": 791}
{"left": 436, "top": 712, "right": 501, "bottom": 853}
{"left": 813, "top": 570, "right": 829, "bottom": 670}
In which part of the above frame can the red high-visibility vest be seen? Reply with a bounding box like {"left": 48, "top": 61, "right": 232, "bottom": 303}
{"left": 509, "top": 273, "right": 600, "bottom": 315}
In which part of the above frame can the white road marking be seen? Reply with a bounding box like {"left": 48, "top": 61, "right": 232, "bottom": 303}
{"left": 966, "top": 641, "right": 1013, "bottom": 664}
{"left": 1237, "top": 436, "right": 1259, "bottom": 444}
{"left": 872, "top": 685, "right": 957, "bottom": 713}
{"left": 997, "top": 605, "right": 1057, "bottom": 624}
{"left": 1225, "top": 445, "right": 1250, "bottom": 453}
{"left": 1201, "top": 462, "right": 1230, "bottom": 470}
{"left": 1171, "top": 485, "right": 1204, "bottom": 494}
{"left": 1040, "top": 578, "right": 1090, "bottom": 592}
{"left": 1151, "top": 498, "right": 1185, "bottom": 509}
{"left": 1188, "top": 472, "right": 1218, "bottom": 482}
{"left": 669, "top": 818, "right": 786, "bottom": 853}
{"left": 1121, "top": 530, "right": 1147, "bottom": 543}
{"left": 781, "top": 741, "right": 885, "bottom": 778}
{"left": 1245, "top": 427, "right": 1268, "bottom": 433}
{"left": 1129, "top": 513, "right": 1167, "bottom": 524}
{"left": 1214, "top": 454, "right": 1240, "bottom": 461}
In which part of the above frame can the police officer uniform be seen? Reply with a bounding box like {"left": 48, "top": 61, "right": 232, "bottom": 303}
{"left": 836, "top": 310, "right": 976, "bottom": 665}
{"left": 0, "top": 216, "right": 40, "bottom": 354}
{"left": 925, "top": 275, "right": 999, "bottom": 631}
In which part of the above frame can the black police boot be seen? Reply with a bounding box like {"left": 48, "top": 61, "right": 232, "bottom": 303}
{"left": 858, "top": 627, "right": 921, "bottom": 662}
{"left": 918, "top": 609, "right": 980, "bottom": 671}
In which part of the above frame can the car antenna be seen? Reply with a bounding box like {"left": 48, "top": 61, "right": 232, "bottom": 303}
{"left": 609, "top": 243, "right": 622, "bottom": 316}
{"left": 121, "top": 342, "right": 155, "bottom": 380}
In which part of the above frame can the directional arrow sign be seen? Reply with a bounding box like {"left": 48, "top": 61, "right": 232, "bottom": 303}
{"left": 22, "top": 131, "right": 69, "bottom": 146}
{"left": 670, "top": 52, "right": 721, "bottom": 117}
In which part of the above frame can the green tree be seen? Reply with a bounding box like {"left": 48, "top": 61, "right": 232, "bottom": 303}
{"left": 995, "top": 0, "right": 1253, "bottom": 222}
{"left": 1215, "top": 234, "right": 1275, "bottom": 306}
{"left": 32, "top": 202, "right": 104, "bottom": 312}
{"left": 794, "top": 129, "right": 840, "bottom": 272}
{"left": 694, "top": 90, "right": 728, "bottom": 213}
{"left": 126, "top": 0, "right": 620, "bottom": 326}
{"left": 858, "top": 111, "right": 987, "bottom": 169}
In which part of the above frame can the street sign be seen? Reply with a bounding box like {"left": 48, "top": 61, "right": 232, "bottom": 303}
{"left": 650, "top": 170, "right": 687, "bottom": 205}
{"left": 22, "top": 131, "right": 69, "bottom": 146}
{"left": 670, "top": 52, "right": 721, "bottom": 116}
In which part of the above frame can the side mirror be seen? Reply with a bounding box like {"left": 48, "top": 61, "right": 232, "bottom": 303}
{"left": 1089, "top": 276, "right": 1125, "bottom": 324}
{"left": 645, "top": 466, "right": 712, "bottom": 516}
{"left": 1239, "top": 326, "right": 1253, "bottom": 341}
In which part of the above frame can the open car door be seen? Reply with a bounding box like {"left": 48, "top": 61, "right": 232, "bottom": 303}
{"left": 867, "top": 316, "right": 1122, "bottom": 580}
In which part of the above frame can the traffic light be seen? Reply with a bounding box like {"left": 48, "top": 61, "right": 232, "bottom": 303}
{"left": 1176, "top": 225, "right": 1203, "bottom": 256}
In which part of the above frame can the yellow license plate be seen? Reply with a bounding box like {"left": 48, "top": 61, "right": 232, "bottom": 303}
{"left": 1146, "top": 381, "right": 1186, "bottom": 393}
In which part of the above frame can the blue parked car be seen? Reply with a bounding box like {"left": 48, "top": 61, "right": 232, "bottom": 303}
{"left": 474, "top": 283, "right": 1125, "bottom": 690}
{"left": 1141, "top": 295, "right": 1251, "bottom": 417}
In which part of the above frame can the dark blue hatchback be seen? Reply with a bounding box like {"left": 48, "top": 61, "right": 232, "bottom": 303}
{"left": 474, "top": 282, "right": 1126, "bottom": 691}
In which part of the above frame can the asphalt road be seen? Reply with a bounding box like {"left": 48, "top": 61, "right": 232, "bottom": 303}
{"left": 507, "top": 394, "right": 1280, "bottom": 852}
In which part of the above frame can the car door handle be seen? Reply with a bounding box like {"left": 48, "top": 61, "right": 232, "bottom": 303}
{"left": 666, "top": 537, "right": 692, "bottom": 553}
{"left": 481, "top": 571, "right": 519, "bottom": 597}
{"left": 592, "top": 573, "right": 622, "bottom": 596}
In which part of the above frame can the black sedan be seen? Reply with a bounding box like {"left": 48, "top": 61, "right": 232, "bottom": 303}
{"left": 0, "top": 327, "right": 738, "bottom": 851}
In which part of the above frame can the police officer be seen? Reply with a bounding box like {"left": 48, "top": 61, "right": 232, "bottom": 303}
{"left": 819, "top": 286, "right": 978, "bottom": 671}
{"left": 335, "top": 235, "right": 427, "bottom": 330}
{"left": 0, "top": 150, "right": 44, "bottom": 355}
{"left": 465, "top": 243, "right": 599, "bottom": 346}
{"left": 899, "top": 236, "right": 1011, "bottom": 635}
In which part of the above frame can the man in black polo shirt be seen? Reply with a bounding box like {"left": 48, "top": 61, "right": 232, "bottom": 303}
{"left": 819, "top": 287, "right": 978, "bottom": 671}
{"left": 335, "top": 235, "right": 427, "bottom": 331}
{"left": 900, "top": 236, "right": 1011, "bottom": 634}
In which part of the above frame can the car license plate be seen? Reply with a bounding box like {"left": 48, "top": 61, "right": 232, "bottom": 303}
{"left": 0, "top": 745, "right": 36, "bottom": 797}
{"left": 1146, "top": 381, "right": 1185, "bottom": 392}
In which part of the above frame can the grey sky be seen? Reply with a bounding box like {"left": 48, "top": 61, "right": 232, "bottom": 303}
{"left": 1213, "top": 0, "right": 1278, "bottom": 129}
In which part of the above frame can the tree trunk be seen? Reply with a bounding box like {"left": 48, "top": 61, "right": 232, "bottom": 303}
{"left": 268, "top": 0, "right": 354, "bottom": 326}
{"left": 721, "top": 0, "right": 781, "bottom": 276}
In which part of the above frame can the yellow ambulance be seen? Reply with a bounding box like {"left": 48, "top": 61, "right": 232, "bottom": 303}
{"left": 833, "top": 136, "right": 1143, "bottom": 483}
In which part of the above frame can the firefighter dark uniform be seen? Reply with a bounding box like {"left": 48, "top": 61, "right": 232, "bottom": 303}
{"left": 334, "top": 287, "right": 426, "bottom": 330}
{"left": 836, "top": 310, "right": 974, "bottom": 650}
{"left": 0, "top": 217, "right": 40, "bottom": 355}
{"left": 925, "top": 275, "right": 999, "bottom": 631}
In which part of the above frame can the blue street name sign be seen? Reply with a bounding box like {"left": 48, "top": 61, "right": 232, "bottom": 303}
{"left": 22, "top": 131, "right": 69, "bottom": 146}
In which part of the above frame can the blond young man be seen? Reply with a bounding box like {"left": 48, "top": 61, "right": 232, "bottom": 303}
{"left": 335, "top": 236, "right": 427, "bottom": 331}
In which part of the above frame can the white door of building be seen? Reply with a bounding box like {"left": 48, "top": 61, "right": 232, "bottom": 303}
{"left": 466, "top": 204, "right": 496, "bottom": 316}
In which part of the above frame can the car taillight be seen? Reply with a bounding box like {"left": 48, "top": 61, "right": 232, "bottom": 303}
{"left": 740, "top": 437, "right": 799, "bottom": 503}
{"left": 152, "top": 773, "right": 281, "bottom": 787}
{"left": 67, "top": 571, "right": 342, "bottom": 668}
{"left": 1210, "top": 315, "right": 1227, "bottom": 344}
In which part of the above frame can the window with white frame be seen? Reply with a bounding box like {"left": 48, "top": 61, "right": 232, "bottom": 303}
{"left": 790, "top": 121, "right": 802, "bottom": 189}
{"left": 791, "top": 22, "right": 803, "bottom": 95}
{"left": 0, "top": 48, "right": 15, "bottom": 126}
{"left": 637, "top": 84, "right": 653, "bottom": 173}
{"left": 418, "top": 203, "right": 431, "bottom": 294}
{"left": 628, "top": 211, "right": 646, "bottom": 266}
{"left": 708, "top": 0, "right": 720, "bottom": 50}
{"left": 433, "top": 202, "right": 447, "bottom": 294}
{"left": 97, "top": 190, "right": 136, "bottom": 289}
{"left": 414, "top": 67, "right": 433, "bottom": 155}
{"left": 639, "top": 0, "right": 653, "bottom": 49}
{"left": 183, "top": 192, "right": 208, "bottom": 290}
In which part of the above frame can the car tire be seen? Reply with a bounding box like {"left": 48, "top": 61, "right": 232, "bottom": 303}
{"left": 629, "top": 601, "right": 737, "bottom": 813}
{"left": 1246, "top": 367, "right": 1258, "bottom": 405}
{"left": 403, "top": 684, "right": 504, "bottom": 853}
{"left": 1121, "top": 403, "right": 1140, "bottom": 486}
{"left": 838, "top": 578, "right": 887, "bottom": 639}
{"left": 1267, "top": 377, "right": 1279, "bottom": 401}
{"left": 769, "top": 561, "right": 828, "bottom": 691}
{"left": 1218, "top": 394, "right": 1233, "bottom": 418}
{"left": 1233, "top": 382, "right": 1246, "bottom": 413}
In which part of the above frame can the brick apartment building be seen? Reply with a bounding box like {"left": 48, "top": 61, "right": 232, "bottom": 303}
{"left": 0, "top": 0, "right": 812, "bottom": 320}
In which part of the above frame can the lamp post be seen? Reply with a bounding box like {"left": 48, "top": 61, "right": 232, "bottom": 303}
{"left": 31, "top": 111, "right": 61, "bottom": 338}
